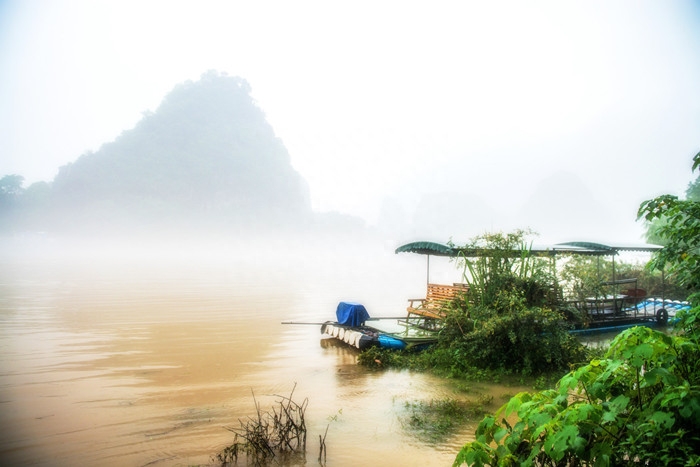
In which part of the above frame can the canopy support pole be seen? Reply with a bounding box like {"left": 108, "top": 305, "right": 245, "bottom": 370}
{"left": 426, "top": 255, "right": 430, "bottom": 286}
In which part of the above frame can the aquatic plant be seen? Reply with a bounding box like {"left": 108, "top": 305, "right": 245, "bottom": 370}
{"left": 403, "top": 397, "right": 490, "bottom": 443}
{"left": 216, "top": 384, "right": 309, "bottom": 466}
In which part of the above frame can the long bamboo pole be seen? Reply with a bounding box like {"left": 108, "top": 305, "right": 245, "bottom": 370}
{"left": 281, "top": 317, "right": 408, "bottom": 325}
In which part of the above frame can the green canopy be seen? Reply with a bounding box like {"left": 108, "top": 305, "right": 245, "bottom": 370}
{"left": 556, "top": 241, "right": 663, "bottom": 254}
{"left": 395, "top": 241, "right": 456, "bottom": 257}
{"left": 395, "top": 241, "right": 457, "bottom": 285}
{"left": 395, "top": 240, "right": 662, "bottom": 258}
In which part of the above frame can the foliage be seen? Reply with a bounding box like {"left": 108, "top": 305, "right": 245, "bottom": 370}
{"left": 559, "top": 255, "right": 687, "bottom": 305}
{"left": 454, "top": 154, "right": 700, "bottom": 466}
{"left": 559, "top": 255, "right": 610, "bottom": 303}
{"left": 444, "top": 306, "right": 587, "bottom": 376}
{"left": 361, "top": 233, "right": 588, "bottom": 377}
{"left": 443, "top": 230, "right": 584, "bottom": 375}
{"left": 454, "top": 321, "right": 700, "bottom": 467}
{"left": 358, "top": 344, "right": 436, "bottom": 371}
{"left": 638, "top": 151, "right": 700, "bottom": 296}
{"left": 452, "top": 230, "right": 559, "bottom": 311}
{"left": 644, "top": 150, "right": 700, "bottom": 245}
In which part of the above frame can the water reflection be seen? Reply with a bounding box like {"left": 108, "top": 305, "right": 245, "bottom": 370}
{"left": 578, "top": 331, "right": 621, "bottom": 350}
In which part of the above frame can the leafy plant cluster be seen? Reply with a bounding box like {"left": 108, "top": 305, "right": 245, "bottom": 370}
{"left": 454, "top": 152, "right": 700, "bottom": 466}
{"left": 443, "top": 306, "right": 587, "bottom": 375}
{"left": 452, "top": 229, "right": 559, "bottom": 311}
{"left": 638, "top": 154, "right": 700, "bottom": 297}
{"left": 454, "top": 316, "right": 700, "bottom": 467}
{"left": 443, "top": 230, "right": 585, "bottom": 375}
{"left": 559, "top": 255, "right": 687, "bottom": 307}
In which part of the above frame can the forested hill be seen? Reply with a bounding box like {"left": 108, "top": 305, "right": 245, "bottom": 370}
{"left": 4, "top": 71, "right": 315, "bottom": 235}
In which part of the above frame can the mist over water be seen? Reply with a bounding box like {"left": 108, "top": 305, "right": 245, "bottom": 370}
{"left": 2, "top": 3, "right": 697, "bottom": 463}
{"left": 0, "top": 233, "right": 507, "bottom": 466}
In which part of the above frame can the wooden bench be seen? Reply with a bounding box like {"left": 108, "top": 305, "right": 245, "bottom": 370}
{"left": 407, "top": 283, "right": 469, "bottom": 320}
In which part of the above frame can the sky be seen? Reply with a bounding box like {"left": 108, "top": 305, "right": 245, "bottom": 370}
{"left": 2, "top": 0, "right": 700, "bottom": 243}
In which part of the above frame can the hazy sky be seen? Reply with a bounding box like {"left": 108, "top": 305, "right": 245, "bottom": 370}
{"left": 2, "top": 1, "right": 699, "bottom": 242}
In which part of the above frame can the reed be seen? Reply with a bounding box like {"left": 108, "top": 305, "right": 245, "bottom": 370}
{"left": 216, "top": 384, "right": 309, "bottom": 466}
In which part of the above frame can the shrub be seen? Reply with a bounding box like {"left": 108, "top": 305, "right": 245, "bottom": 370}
{"left": 454, "top": 318, "right": 700, "bottom": 466}
{"left": 439, "top": 305, "right": 586, "bottom": 376}
{"left": 455, "top": 155, "right": 700, "bottom": 466}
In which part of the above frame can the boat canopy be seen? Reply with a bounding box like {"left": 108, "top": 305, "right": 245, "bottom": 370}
{"left": 394, "top": 241, "right": 457, "bottom": 257}
{"left": 556, "top": 241, "right": 663, "bottom": 254}
{"left": 395, "top": 241, "right": 663, "bottom": 258}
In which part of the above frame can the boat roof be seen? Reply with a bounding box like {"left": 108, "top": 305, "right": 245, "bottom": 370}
{"left": 395, "top": 241, "right": 663, "bottom": 258}
{"left": 556, "top": 241, "right": 663, "bottom": 253}
{"left": 394, "top": 241, "right": 457, "bottom": 257}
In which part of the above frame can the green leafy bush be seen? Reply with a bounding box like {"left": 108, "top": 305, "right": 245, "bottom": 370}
{"left": 453, "top": 230, "right": 560, "bottom": 311}
{"left": 638, "top": 153, "right": 700, "bottom": 296}
{"left": 441, "top": 230, "right": 585, "bottom": 375}
{"left": 455, "top": 153, "right": 700, "bottom": 466}
{"left": 446, "top": 306, "right": 586, "bottom": 375}
{"left": 453, "top": 318, "right": 700, "bottom": 466}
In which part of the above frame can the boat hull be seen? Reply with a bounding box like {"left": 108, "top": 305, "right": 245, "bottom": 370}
{"left": 320, "top": 321, "right": 438, "bottom": 350}
{"left": 571, "top": 298, "right": 690, "bottom": 334}
{"left": 320, "top": 322, "right": 378, "bottom": 350}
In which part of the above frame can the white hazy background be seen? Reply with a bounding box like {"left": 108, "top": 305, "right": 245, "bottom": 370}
{"left": 2, "top": 0, "right": 699, "bottom": 243}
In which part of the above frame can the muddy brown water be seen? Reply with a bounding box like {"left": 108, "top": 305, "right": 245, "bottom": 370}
{"left": 0, "top": 239, "right": 532, "bottom": 466}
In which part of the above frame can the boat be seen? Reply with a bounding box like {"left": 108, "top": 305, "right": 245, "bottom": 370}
{"left": 571, "top": 297, "right": 691, "bottom": 332}
{"left": 320, "top": 301, "right": 439, "bottom": 350}
{"left": 394, "top": 240, "right": 691, "bottom": 335}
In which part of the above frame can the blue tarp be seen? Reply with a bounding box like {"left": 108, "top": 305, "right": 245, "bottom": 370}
{"left": 336, "top": 302, "right": 370, "bottom": 327}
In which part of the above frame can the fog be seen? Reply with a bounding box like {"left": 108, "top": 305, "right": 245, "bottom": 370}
{"left": 3, "top": 6, "right": 699, "bottom": 462}
{"left": 2, "top": 1, "right": 700, "bottom": 244}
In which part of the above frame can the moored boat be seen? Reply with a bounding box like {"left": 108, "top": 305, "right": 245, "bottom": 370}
{"left": 395, "top": 240, "right": 690, "bottom": 336}
{"left": 320, "top": 301, "right": 439, "bottom": 350}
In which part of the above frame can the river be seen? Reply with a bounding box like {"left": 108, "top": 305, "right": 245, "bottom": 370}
{"left": 0, "top": 236, "right": 530, "bottom": 466}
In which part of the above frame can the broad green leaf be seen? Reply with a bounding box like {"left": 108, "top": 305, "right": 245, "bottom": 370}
{"left": 493, "top": 427, "right": 509, "bottom": 443}
{"left": 544, "top": 424, "right": 579, "bottom": 462}
{"left": 650, "top": 411, "right": 674, "bottom": 429}
{"left": 504, "top": 394, "right": 523, "bottom": 417}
